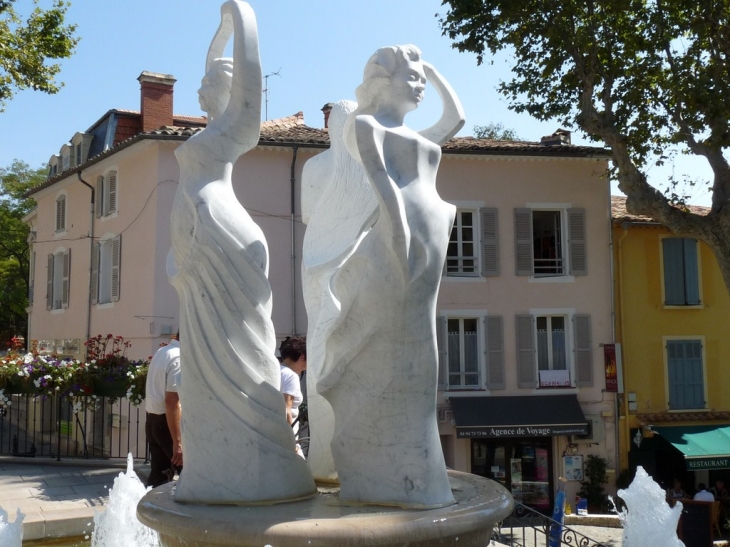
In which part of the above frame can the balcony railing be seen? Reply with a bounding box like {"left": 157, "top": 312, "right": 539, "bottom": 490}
{"left": 0, "top": 393, "right": 147, "bottom": 460}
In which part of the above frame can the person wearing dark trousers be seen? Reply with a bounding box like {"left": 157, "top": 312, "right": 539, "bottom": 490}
{"left": 145, "top": 334, "right": 182, "bottom": 487}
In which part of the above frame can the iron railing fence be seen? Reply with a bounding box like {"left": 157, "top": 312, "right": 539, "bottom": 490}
{"left": 493, "top": 502, "right": 614, "bottom": 547}
{"left": 0, "top": 393, "right": 147, "bottom": 461}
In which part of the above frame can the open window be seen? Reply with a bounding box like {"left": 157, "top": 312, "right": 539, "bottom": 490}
{"left": 514, "top": 207, "right": 586, "bottom": 277}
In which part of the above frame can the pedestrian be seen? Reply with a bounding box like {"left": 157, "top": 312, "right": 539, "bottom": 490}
{"left": 145, "top": 333, "right": 182, "bottom": 487}
{"left": 694, "top": 483, "right": 715, "bottom": 502}
{"left": 279, "top": 336, "right": 306, "bottom": 457}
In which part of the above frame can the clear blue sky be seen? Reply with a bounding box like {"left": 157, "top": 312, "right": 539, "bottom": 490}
{"left": 1, "top": 0, "right": 713, "bottom": 206}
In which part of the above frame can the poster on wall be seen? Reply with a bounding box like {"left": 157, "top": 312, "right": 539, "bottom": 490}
{"left": 563, "top": 455, "right": 584, "bottom": 481}
{"left": 604, "top": 344, "right": 618, "bottom": 392}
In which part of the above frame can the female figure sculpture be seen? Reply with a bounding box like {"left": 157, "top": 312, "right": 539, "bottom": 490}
{"left": 168, "top": 0, "right": 314, "bottom": 504}
{"left": 312, "top": 45, "right": 464, "bottom": 507}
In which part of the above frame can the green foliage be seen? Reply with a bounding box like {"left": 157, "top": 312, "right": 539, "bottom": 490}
{"left": 439, "top": 0, "right": 730, "bottom": 294}
{"left": 0, "top": 0, "right": 79, "bottom": 110}
{"left": 473, "top": 122, "right": 520, "bottom": 141}
{"left": 578, "top": 454, "right": 610, "bottom": 513}
{"left": 0, "top": 160, "right": 44, "bottom": 343}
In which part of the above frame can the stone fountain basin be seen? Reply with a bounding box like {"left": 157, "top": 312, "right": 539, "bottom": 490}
{"left": 137, "top": 470, "right": 513, "bottom": 547}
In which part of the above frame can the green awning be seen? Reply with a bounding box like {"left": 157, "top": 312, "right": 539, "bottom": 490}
{"left": 654, "top": 425, "right": 730, "bottom": 471}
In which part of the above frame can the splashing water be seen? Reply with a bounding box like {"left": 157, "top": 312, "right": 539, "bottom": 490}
{"left": 610, "top": 466, "right": 685, "bottom": 547}
{"left": 0, "top": 506, "right": 23, "bottom": 547}
{"left": 91, "top": 453, "right": 160, "bottom": 547}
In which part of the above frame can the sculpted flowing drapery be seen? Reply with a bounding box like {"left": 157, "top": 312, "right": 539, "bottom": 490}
{"left": 303, "top": 45, "right": 465, "bottom": 508}
{"left": 168, "top": 0, "right": 314, "bottom": 504}
{"left": 301, "top": 100, "right": 377, "bottom": 481}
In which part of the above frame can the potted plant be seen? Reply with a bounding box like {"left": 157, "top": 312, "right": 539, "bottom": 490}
{"left": 0, "top": 334, "right": 149, "bottom": 410}
{"left": 578, "top": 454, "right": 610, "bottom": 513}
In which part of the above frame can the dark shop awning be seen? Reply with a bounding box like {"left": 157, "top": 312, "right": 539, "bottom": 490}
{"left": 654, "top": 425, "right": 730, "bottom": 471}
{"left": 449, "top": 395, "right": 588, "bottom": 439}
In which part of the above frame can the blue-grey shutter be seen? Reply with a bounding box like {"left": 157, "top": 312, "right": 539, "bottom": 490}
{"left": 667, "top": 340, "right": 704, "bottom": 409}
{"left": 663, "top": 238, "right": 685, "bottom": 305}
{"left": 111, "top": 235, "right": 121, "bottom": 301}
{"left": 62, "top": 249, "right": 70, "bottom": 308}
{"left": 567, "top": 208, "right": 587, "bottom": 276}
{"left": 90, "top": 242, "right": 100, "bottom": 305}
{"left": 514, "top": 208, "right": 533, "bottom": 276}
{"left": 516, "top": 314, "right": 536, "bottom": 388}
{"left": 46, "top": 254, "right": 54, "bottom": 310}
{"left": 485, "top": 316, "right": 505, "bottom": 389}
{"left": 436, "top": 316, "right": 447, "bottom": 390}
{"left": 573, "top": 314, "right": 593, "bottom": 386}
{"left": 480, "top": 207, "right": 499, "bottom": 277}
{"left": 107, "top": 171, "right": 118, "bottom": 215}
{"left": 95, "top": 176, "right": 104, "bottom": 218}
{"left": 56, "top": 197, "right": 66, "bottom": 232}
{"left": 682, "top": 239, "right": 700, "bottom": 305}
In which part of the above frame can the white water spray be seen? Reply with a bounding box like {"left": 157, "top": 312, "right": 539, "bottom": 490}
{"left": 611, "top": 466, "right": 685, "bottom": 547}
{"left": 91, "top": 453, "right": 160, "bottom": 547}
{"left": 0, "top": 506, "right": 23, "bottom": 547}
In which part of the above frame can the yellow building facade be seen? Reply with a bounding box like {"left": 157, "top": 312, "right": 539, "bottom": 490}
{"left": 613, "top": 196, "right": 730, "bottom": 494}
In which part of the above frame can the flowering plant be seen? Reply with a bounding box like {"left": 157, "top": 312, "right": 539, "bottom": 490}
{"left": 0, "top": 334, "right": 149, "bottom": 410}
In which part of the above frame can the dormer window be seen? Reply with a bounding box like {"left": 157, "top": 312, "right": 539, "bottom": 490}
{"left": 60, "top": 144, "right": 71, "bottom": 172}
{"left": 48, "top": 155, "right": 60, "bottom": 178}
{"left": 71, "top": 132, "right": 93, "bottom": 167}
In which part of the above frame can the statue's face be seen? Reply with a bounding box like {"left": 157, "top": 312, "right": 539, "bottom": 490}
{"left": 198, "top": 68, "right": 231, "bottom": 120}
{"left": 382, "top": 59, "right": 426, "bottom": 114}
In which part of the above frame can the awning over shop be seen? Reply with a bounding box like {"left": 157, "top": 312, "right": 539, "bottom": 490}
{"left": 449, "top": 395, "right": 588, "bottom": 439}
{"left": 653, "top": 425, "right": 730, "bottom": 471}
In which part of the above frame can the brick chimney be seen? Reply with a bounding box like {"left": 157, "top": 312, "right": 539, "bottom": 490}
{"left": 540, "top": 128, "right": 571, "bottom": 146}
{"left": 321, "top": 103, "right": 334, "bottom": 129}
{"left": 138, "top": 71, "right": 176, "bottom": 132}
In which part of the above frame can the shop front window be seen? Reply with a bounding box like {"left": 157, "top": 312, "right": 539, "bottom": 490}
{"left": 471, "top": 438, "right": 553, "bottom": 514}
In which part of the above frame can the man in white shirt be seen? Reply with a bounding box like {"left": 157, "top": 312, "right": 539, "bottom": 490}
{"left": 694, "top": 483, "right": 715, "bottom": 502}
{"left": 145, "top": 335, "right": 182, "bottom": 487}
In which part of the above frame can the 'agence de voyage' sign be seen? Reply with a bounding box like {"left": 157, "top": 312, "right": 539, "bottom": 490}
{"left": 457, "top": 425, "right": 588, "bottom": 439}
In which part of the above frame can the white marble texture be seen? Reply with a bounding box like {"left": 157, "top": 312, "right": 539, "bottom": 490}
{"left": 168, "top": 0, "right": 315, "bottom": 504}
{"left": 301, "top": 100, "right": 377, "bottom": 481}
{"left": 304, "top": 45, "right": 465, "bottom": 507}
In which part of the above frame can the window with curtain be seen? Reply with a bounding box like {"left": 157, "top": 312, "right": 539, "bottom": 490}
{"left": 662, "top": 238, "right": 700, "bottom": 306}
{"left": 447, "top": 318, "right": 480, "bottom": 387}
{"left": 447, "top": 210, "right": 477, "bottom": 276}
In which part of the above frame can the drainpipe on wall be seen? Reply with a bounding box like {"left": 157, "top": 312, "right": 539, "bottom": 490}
{"left": 290, "top": 145, "right": 299, "bottom": 335}
{"left": 77, "top": 172, "right": 95, "bottom": 359}
{"left": 617, "top": 223, "right": 631, "bottom": 471}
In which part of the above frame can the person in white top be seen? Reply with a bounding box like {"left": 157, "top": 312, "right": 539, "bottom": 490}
{"left": 145, "top": 335, "right": 182, "bottom": 487}
{"left": 693, "top": 483, "right": 715, "bottom": 502}
{"left": 279, "top": 336, "right": 306, "bottom": 456}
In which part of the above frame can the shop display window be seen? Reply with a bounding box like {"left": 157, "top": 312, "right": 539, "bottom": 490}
{"left": 471, "top": 438, "right": 553, "bottom": 514}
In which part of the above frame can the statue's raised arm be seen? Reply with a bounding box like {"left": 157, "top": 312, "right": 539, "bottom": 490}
{"left": 418, "top": 62, "right": 465, "bottom": 145}
{"left": 202, "top": 0, "right": 262, "bottom": 153}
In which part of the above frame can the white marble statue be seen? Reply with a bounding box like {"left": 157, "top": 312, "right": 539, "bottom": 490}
{"left": 301, "top": 100, "right": 377, "bottom": 481}
{"left": 168, "top": 0, "right": 315, "bottom": 504}
{"left": 305, "top": 45, "right": 465, "bottom": 507}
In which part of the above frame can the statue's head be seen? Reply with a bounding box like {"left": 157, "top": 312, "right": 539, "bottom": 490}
{"left": 198, "top": 58, "right": 233, "bottom": 120}
{"left": 355, "top": 45, "right": 424, "bottom": 115}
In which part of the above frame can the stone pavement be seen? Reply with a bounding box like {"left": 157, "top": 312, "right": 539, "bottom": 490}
{"left": 0, "top": 456, "right": 149, "bottom": 542}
